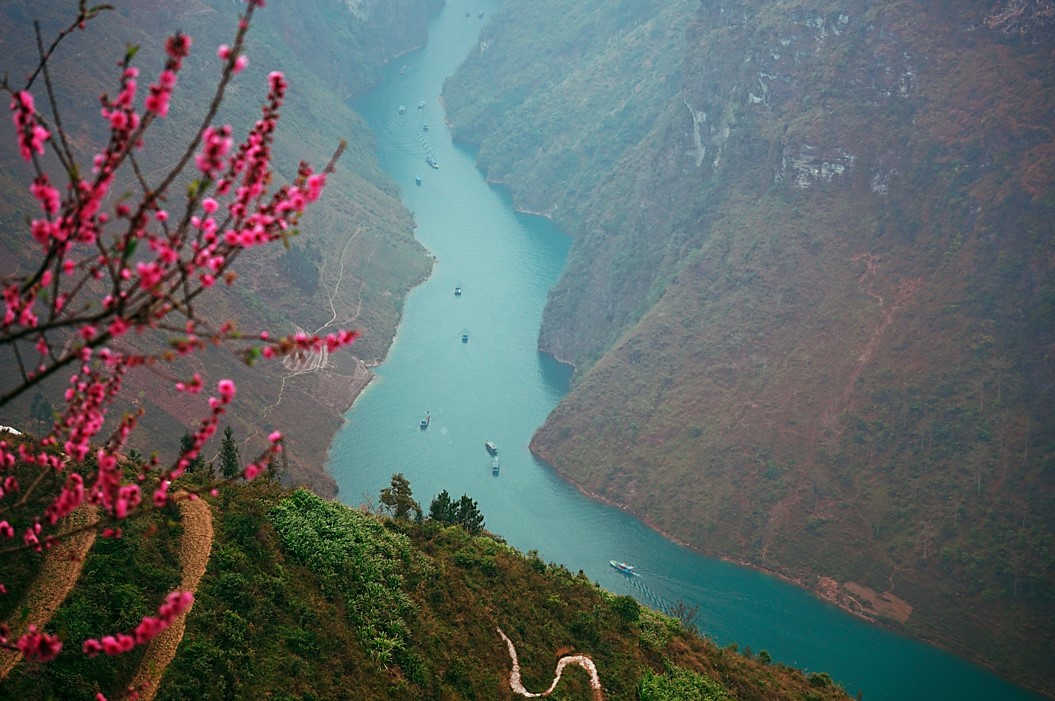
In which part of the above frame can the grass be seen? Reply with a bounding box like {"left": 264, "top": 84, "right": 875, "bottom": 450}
{"left": 0, "top": 479, "right": 855, "bottom": 700}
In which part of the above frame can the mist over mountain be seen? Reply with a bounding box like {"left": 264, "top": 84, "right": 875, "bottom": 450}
{"left": 443, "top": 0, "right": 1055, "bottom": 692}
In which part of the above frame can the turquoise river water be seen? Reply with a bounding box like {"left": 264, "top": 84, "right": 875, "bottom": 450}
{"left": 326, "top": 3, "right": 1045, "bottom": 699}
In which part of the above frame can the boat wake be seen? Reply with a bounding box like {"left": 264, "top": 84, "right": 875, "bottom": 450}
{"left": 611, "top": 567, "right": 676, "bottom": 616}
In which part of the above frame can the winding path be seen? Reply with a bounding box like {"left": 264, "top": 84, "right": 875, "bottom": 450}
{"left": 0, "top": 505, "right": 97, "bottom": 679}
{"left": 128, "top": 495, "right": 213, "bottom": 701}
{"left": 497, "top": 627, "right": 604, "bottom": 701}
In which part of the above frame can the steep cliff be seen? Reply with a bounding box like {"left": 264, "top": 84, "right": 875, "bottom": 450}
{"left": 445, "top": 0, "right": 1055, "bottom": 692}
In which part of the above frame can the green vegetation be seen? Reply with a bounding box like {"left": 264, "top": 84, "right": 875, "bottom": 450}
{"left": 378, "top": 472, "right": 423, "bottom": 522}
{"left": 444, "top": 0, "right": 1055, "bottom": 691}
{"left": 271, "top": 489, "right": 428, "bottom": 667}
{"left": 428, "top": 489, "right": 486, "bottom": 534}
{"left": 2, "top": 504, "right": 183, "bottom": 699}
{"left": 218, "top": 426, "right": 241, "bottom": 480}
{"left": 0, "top": 477, "right": 855, "bottom": 700}
{"left": 639, "top": 662, "right": 732, "bottom": 701}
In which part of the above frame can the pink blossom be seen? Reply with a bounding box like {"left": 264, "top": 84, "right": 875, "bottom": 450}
{"left": 164, "top": 34, "right": 192, "bottom": 62}
{"left": 30, "top": 176, "right": 61, "bottom": 216}
{"left": 17, "top": 626, "right": 63, "bottom": 661}
{"left": 0, "top": 6, "right": 355, "bottom": 672}
{"left": 109, "top": 317, "right": 130, "bottom": 337}
{"left": 305, "top": 173, "right": 326, "bottom": 202}
{"left": 10, "top": 91, "right": 50, "bottom": 161}
{"left": 84, "top": 591, "right": 193, "bottom": 657}
{"left": 136, "top": 261, "right": 163, "bottom": 289}
{"left": 217, "top": 379, "right": 236, "bottom": 402}
{"left": 152, "top": 482, "right": 169, "bottom": 507}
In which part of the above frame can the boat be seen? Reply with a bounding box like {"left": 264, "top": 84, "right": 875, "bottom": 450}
{"left": 462, "top": 328, "right": 469, "bottom": 343}
{"left": 419, "top": 412, "right": 430, "bottom": 429}
{"left": 492, "top": 456, "right": 500, "bottom": 475}
{"left": 398, "top": 104, "right": 405, "bottom": 114}
{"left": 422, "top": 124, "right": 429, "bottom": 132}
{"left": 609, "top": 560, "right": 637, "bottom": 575}
{"left": 415, "top": 175, "right": 422, "bottom": 186}
{"left": 479, "top": 10, "right": 485, "bottom": 18}
{"left": 454, "top": 286, "right": 462, "bottom": 295}
{"left": 485, "top": 441, "right": 498, "bottom": 455}
{"left": 426, "top": 155, "right": 439, "bottom": 169}
{"left": 418, "top": 101, "right": 425, "bottom": 110}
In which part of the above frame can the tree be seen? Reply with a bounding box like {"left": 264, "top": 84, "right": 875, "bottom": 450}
{"left": 427, "top": 490, "right": 485, "bottom": 534}
{"left": 611, "top": 594, "right": 641, "bottom": 625}
{"left": 179, "top": 431, "right": 206, "bottom": 474}
{"left": 454, "top": 494, "right": 485, "bottom": 534}
{"left": 219, "top": 425, "right": 240, "bottom": 479}
{"left": 0, "top": 0, "right": 356, "bottom": 669}
{"left": 428, "top": 489, "right": 455, "bottom": 522}
{"left": 667, "top": 599, "right": 700, "bottom": 629}
{"left": 379, "top": 473, "right": 421, "bottom": 521}
{"left": 265, "top": 449, "right": 283, "bottom": 483}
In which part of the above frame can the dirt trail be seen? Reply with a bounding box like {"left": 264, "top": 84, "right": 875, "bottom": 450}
{"left": 0, "top": 504, "right": 97, "bottom": 679}
{"left": 128, "top": 495, "right": 213, "bottom": 701}
{"left": 497, "top": 627, "right": 604, "bottom": 701}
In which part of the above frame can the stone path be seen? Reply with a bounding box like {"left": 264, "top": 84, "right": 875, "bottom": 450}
{"left": 497, "top": 627, "right": 604, "bottom": 701}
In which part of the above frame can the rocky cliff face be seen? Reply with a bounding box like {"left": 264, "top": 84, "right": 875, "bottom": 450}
{"left": 445, "top": 0, "right": 1055, "bottom": 692}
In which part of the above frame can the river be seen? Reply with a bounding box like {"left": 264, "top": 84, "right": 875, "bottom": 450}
{"left": 325, "top": 3, "right": 1045, "bottom": 699}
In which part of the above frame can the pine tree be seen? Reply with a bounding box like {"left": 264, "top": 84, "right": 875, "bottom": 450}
{"left": 428, "top": 489, "right": 456, "bottom": 522}
{"left": 219, "top": 425, "right": 240, "bottom": 479}
{"left": 454, "top": 494, "right": 485, "bottom": 534}
{"left": 265, "top": 450, "right": 283, "bottom": 483}
{"left": 178, "top": 431, "right": 206, "bottom": 474}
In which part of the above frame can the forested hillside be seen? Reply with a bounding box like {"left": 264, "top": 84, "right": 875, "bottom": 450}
{"left": 0, "top": 463, "right": 853, "bottom": 700}
{"left": 444, "top": 0, "right": 1055, "bottom": 692}
{"left": 0, "top": 0, "right": 442, "bottom": 493}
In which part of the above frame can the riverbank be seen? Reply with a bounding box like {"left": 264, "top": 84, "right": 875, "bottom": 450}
{"left": 528, "top": 442, "right": 1055, "bottom": 700}
{"left": 527, "top": 442, "right": 893, "bottom": 625}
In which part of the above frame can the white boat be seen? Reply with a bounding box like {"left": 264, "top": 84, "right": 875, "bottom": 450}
{"left": 609, "top": 560, "right": 637, "bottom": 575}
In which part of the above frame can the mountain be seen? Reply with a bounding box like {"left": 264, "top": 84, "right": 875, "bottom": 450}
{"left": 0, "top": 474, "right": 853, "bottom": 701}
{"left": 443, "top": 0, "right": 1055, "bottom": 693}
{"left": 0, "top": 0, "right": 442, "bottom": 494}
